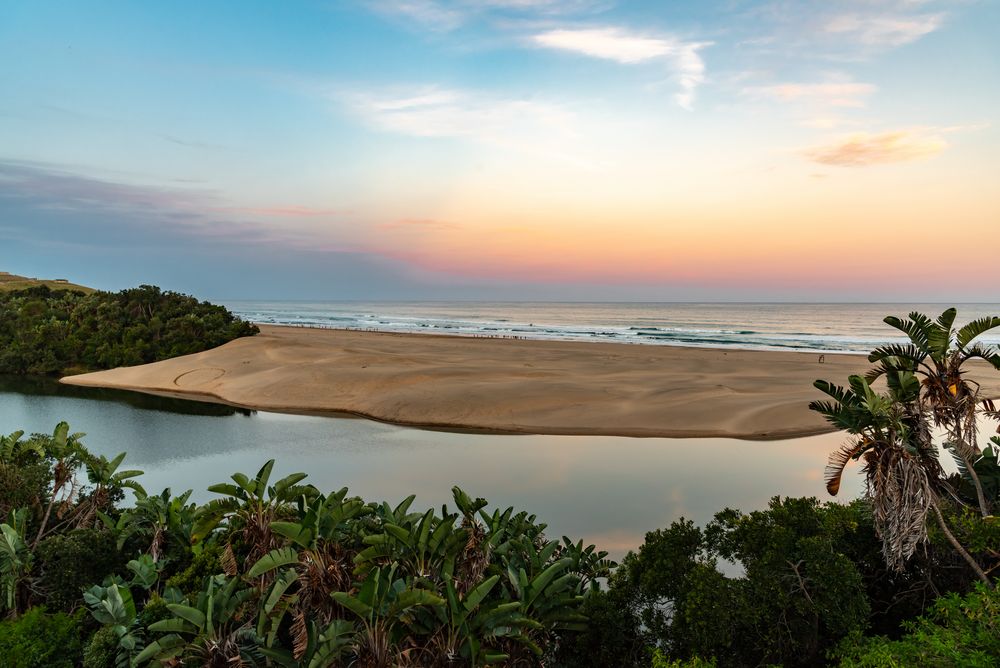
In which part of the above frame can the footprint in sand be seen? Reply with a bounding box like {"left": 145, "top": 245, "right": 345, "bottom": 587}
{"left": 173, "top": 367, "right": 227, "bottom": 387}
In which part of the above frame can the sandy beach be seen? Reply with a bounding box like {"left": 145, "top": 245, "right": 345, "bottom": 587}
{"left": 61, "top": 325, "right": 1000, "bottom": 440}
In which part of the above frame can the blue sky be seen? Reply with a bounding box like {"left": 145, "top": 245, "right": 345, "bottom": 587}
{"left": 1, "top": 1, "right": 998, "bottom": 300}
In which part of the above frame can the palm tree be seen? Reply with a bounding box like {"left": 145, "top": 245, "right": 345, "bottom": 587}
{"left": 191, "top": 460, "right": 318, "bottom": 575}
{"left": 107, "top": 487, "right": 196, "bottom": 563}
{"left": 246, "top": 488, "right": 373, "bottom": 656}
{"left": 331, "top": 563, "right": 444, "bottom": 668}
{"left": 135, "top": 574, "right": 264, "bottom": 666}
{"left": 28, "top": 422, "right": 88, "bottom": 548}
{"left": 867, "top": 308, "right": 1000, "bottom": 516}
{"left": 76, "top": 451, "right": 145, "bottom": 528}
{"left": 811, "top": 372, "right": 992, "bottom": 586}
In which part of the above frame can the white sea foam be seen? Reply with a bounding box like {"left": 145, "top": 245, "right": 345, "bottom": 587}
{"left": 223, "top": 301, "right": 1000, "bottom": 354}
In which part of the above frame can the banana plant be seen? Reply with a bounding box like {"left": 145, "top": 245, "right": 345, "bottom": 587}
{"left": 83, "top": 582, "right": 145, "bottom": 667}
{"left": 270, "top": 486, "right": 373, "bottom": 549}
{"left": 0, "top": 429, "right": 41, "bottom": 466}
{"left": 191, "top": 460, "right": 318, "bottom": 574}
{"left": 259, "top": 617, "right": 355, "bottom": 668}
{"left": 356, "top": 507, "right": 465, "bottom": 581}
{"left": 105, "top": 488, "right": 197, "bottom": 563}
{"left": 247, "top": 489, "right": 374, "bottom": 630}
{"left": 415, "top": 573, "right": 531, "bottom": 666}
{"left": 557, "top": 537, "right": 615, "bottom": 592}
{"left": 30, "top": 422, "right": 88, "bottom": 547}
{"left": 0, "top": 511, "right": 33, "bottom": 617}
{"left": 501, "top": 555, "right": 587, "bottom": 659}
{"left": 78, "top": 451, "right": 146, "bottom": 524}
{"left": 331, "top": 563, "right": 445, "bottom": 668}
{"left": 134, "top": 574, "right": 264, "bottom": 666}
{"left": 126, "top": 554, "right": 161, "bottom": 591}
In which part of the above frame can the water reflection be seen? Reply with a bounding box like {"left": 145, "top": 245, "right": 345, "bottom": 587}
{"left": 0, "top": 375, "right": 253, "bottom": 417}
{"left": 0, "top": 378, "right": 863, "bottom": 559}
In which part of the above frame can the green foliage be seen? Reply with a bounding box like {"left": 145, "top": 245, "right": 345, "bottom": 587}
{"left": 36, "top": 528, "right": 124, "bottom": 612}
{"left": 0, "top": 606, "right": 84, "bottom": 667}
{"left": 0, "top": 284, "right": 258, "bottom": 375}
{"left": 835, "top": 583, "right": 1000, "bottom": 667}
{"left": 605, "top": 498, "right": 873, "bottom": 668}
{"left": 83, "top": 625, "right": 119, "bottom": 668}
{"left": 164, "top": 543, "right": 223, "bottom": 595}
{"left": 650, "top": 650, "right": 718, "bottom": 668}
{"left": 2, "top": 416, "right": 997, "bottom": 667}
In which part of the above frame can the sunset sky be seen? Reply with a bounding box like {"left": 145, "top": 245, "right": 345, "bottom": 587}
{"left": 1, "top": 0, "right": 998, "bottom": 300}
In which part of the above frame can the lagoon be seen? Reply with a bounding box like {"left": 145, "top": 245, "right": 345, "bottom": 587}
{"left": 0, "top": 375, "right": 862, "bottom": 559}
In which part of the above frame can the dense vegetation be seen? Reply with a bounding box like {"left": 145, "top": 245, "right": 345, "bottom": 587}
{"left": 0, "top": 284, "right": 258, "bottom": 375}
{"left": 0, "top": 308, "right": 997, "bottom": 666}
{"left": 0, "top": 423, "right": 612, "bottom": 666}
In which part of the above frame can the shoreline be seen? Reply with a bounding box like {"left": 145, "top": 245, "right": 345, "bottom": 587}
{"left": 60, "top": 325, "right": 1000, "bottom": 440}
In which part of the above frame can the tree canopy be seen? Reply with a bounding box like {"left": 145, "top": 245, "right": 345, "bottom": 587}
{"left": 0, "top": 285, "right": 258, "bottom": 375}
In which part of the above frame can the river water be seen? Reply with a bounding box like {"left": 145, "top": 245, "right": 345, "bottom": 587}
{"left": 0, "top": 375, "right": 864, "bottom": 558}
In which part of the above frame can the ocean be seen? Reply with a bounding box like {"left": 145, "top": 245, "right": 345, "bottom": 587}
{"left": 222, "top": 301, "right": 1000, "bottom": 355}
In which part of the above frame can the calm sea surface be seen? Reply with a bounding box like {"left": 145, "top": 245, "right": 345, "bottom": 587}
{"left": 223, "top": 301, "right": 1000, "bottom": 354}
{"left": 0, "top": 376, "right": 864, "bottom": 559}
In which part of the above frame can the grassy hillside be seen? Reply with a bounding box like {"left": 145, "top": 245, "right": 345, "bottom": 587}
{"left": 0, "top": 271, "right": 95, "bottom": 293}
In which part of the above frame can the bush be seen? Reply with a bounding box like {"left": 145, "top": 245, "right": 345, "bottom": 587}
{"left": 835, "top": 583, "right": 1000, "bottom": 667}
{"left": 36, "top": 529, "right": 125, "bottom": 611}
{"left": 607, "top": 497, "right": 873, "bottom": 668}
{"left": 0, "top": 607, "right": 84, "bottom": 667}
{"left": 83, "top": 625, "right": 119, "bottom": 668}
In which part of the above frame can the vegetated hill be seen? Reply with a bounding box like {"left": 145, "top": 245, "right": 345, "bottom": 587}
{"left": 0, "top": 284, "right": 259, "bottom": 375}
{"left": 0, "top": 271, "right": 95, "bottom": 293}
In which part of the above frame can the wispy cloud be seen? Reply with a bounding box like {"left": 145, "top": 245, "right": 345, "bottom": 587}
{"left": 214, "top": 206, "right": 341, "bottom": 218}
{"left": 368, "top": 0, "right": 608, "bottom": 31}
{"left": 803, "top": 129, "right": 947, "bottom": 166}
{"left": 824, "top": 12, "right": 944, "bottom": 48}
{"left": 369, "top": 0, "right": 464, "bottom": 31}
{"left": 342, "top": 86, "right": 588, "bottom": 162}
{"left": 533, "top": 28, "right": 711, "bottom": 109}
{"left": 743, "top": 79, "right": 876, "bottom": 107}
{"left": 736, "top": 0, "right": 951, "bottom": 61}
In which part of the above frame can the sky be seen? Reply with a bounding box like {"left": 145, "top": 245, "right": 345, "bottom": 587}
{"left": 1, "top": 0, "right": 998, "bottom": 301}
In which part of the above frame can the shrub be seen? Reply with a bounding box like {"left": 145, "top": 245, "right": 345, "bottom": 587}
{"left": 36, "top": 529, "right": 125, "bottom": 611}
{"left": 0, "top": 607, "right": 84, "bottom": 668}
{"left": 835, "top": 583, "right": 1000, "bottom": 667}
{"left": 82, "top": 625, "right": 119, "bottom": 668}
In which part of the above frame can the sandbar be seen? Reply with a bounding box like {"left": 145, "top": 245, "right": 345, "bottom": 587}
{"left": 60, "top": 326, "right": 1000, "bottom": 440}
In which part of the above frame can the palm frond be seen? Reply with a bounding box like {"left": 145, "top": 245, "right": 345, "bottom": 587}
{"left": 935, "top": 308, "right": 958, "bottom": 333}
{"left": 957, "top": 316, "right": 1000, "bottom": 350}
{"left": 963, "top": 343, "right": 1000, "bottom": 370}
{"left": 884, "top": 313, "right": 930, "bottom": 350}
{"left": 867, "top": 343, "right": 925, "bottom": 368}
{"left": 825, "top": 440, "right": 864, "bottom": 496}
{"left": 812, "top": 379, "right": 860, "bottom": 407}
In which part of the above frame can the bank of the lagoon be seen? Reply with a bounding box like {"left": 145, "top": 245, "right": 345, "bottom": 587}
{"left": 1, "top": 375, "right": 861, "bottom": 559}
{"left": 63, "top": 325, "right": 1000, "bottom": 439}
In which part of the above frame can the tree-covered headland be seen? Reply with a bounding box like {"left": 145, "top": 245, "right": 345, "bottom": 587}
{"left": 0, "top": 285, "right": 258, "bottom": 375}
{"left": 0, "top": 309, "right": 997, "bottom": 667}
